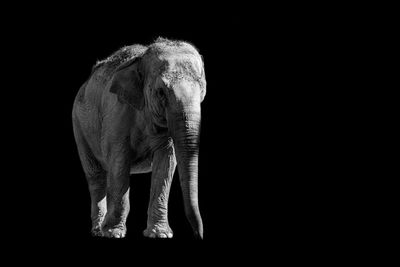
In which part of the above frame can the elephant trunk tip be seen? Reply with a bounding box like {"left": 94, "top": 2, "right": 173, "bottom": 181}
{"left": 195, "top": 228, "right": 204, "bottom": 240}
{"left": 185, "top": 208, "right": 203, "bottom": 240}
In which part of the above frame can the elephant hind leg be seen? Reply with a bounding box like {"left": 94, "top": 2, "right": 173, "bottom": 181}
{"left": 73, "top": 119, "right": 107, "bottom": 236}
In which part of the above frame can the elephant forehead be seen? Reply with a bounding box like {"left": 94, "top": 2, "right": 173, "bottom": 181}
{"left": 160, "top": 62, "right": 201, "bottom": 86}
{"left": 160, "top": 56, "right": 201, "bottom": 76}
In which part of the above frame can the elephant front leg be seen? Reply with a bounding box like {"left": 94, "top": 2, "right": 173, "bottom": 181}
{"left": 101, "top": 146, "right": 131, "bottom": 238}
{"left": 144, "top": 142, "right": 176, "bottom": 238}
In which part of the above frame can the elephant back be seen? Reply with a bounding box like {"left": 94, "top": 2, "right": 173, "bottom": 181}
{"left": 92, "top": 44, "right": 148, "bottom": 78}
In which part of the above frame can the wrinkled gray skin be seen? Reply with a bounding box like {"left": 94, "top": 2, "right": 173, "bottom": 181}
{"left": 72, "top": 38, "right": 206, "bottom": 239}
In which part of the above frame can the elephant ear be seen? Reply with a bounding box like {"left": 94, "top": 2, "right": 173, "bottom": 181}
{"left": 109, "top": 60, "right": 144, "bottom": 110}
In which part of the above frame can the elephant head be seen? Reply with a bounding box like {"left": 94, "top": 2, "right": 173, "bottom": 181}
{"left": 109, "top": 38, "right": 206, "bottom": 239}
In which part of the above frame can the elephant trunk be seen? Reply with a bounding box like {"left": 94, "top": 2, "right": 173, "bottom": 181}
{"left": 168, "top": 107, "right": 203, "bottom": 239}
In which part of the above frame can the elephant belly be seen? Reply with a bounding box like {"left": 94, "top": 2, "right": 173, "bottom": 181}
{"left": 130, "top": 158, "right": 152, "bottom": 174}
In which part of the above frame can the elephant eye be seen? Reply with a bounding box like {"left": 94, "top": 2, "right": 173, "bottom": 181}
{"left": 156, "top": 88, "right": 167, "bottom": 103}
{"left": 156, "top": 88, "right": 164, "bottom": 96}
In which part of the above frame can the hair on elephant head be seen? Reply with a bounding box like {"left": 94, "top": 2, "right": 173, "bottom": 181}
{"left": 108, "top": 37, "right": 207, "bottom": 239}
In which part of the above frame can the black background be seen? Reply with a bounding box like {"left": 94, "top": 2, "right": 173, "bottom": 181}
{"left": 5, "top": 18, "right": 259, "bottom": 244}
{"left": 2, "top": 7, "right": 340, "bottom": 259}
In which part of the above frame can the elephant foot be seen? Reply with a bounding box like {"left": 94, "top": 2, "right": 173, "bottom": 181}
{"left": 101, "top": 222, "right": 127, "bottom": 238}
{"left": 91, "top": 225, "right": 104, "bottom": 237}
{"left": 102, "top": 227, "right": 126, "bottom": 238}
{"left": 91, "top": 216, "right": 105, "bottom": 237}
{"left": 143, "top": 223, "right": 173, "bottom": 238}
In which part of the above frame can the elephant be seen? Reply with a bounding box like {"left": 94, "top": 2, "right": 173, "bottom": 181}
{"left": 72, "top": 38, "right": 206, "bottom": 239}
